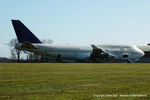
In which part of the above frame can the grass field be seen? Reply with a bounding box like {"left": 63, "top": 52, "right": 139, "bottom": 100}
{"left": 0, "top": 63, "right": 150, "bottom": 100}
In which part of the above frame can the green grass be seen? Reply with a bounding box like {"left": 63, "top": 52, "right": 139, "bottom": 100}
{"left": 0, "top": 63, "right": 150, "bottom": 100}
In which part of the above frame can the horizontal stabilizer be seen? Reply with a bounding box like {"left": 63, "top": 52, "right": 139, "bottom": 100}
{"left": 21, "top": 42, "right": 37, "bottom": 49}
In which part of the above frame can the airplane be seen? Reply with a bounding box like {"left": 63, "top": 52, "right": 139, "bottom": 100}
{"left": 11, "top": 20, "right": 146, "bottom": 63}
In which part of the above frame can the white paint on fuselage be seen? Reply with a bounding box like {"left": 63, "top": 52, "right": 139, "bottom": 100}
{"left": 32, "top": 44, "right": 92, "bottom": 60}
{"left": 97, "top": 45, "right": 144, "bottom": 60}
{"left": 19, "top": 43, "right": 144, "bottom": 61}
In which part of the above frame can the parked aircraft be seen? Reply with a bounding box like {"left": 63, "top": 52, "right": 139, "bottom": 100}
{"left": 11, "top": 20, "right": 145, "bottom": 63}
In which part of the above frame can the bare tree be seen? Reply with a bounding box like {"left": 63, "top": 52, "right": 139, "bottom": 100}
{"left": 41, "top": 39, "right": 53, "bottom": 61}
{"left": 9, "top": 38, "right": 21, "bottom": 62}
{"left": 23, "top": 51, "right": 39, "bottom": 62}
{"left": 8, "top": 38, "right": 53, "bottom": 62}
{"left": 42, "top": 39, "right": 53, "bottom": 44}
{"left": 23, "top": 51, "right": 32, "bottom": 62}
{"left": 23, "top": 39, "right": 53, "bottom": 62}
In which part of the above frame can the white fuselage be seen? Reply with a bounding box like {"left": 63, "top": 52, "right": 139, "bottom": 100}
{"left": 16, "top": 43, "right": 144, "bottom": 61}
{"left": 12, "top": 20, "right": 145, "bottom": 62}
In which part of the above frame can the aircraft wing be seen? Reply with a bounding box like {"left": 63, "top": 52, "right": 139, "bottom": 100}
{"left": 90, "top": 44, "right": 109, "bottom": 61}
{"left": 90, "top": 45, "right": 134, "bottom": 63}
{"left": 91, "top": 45, "right": 104, "bottom": 53}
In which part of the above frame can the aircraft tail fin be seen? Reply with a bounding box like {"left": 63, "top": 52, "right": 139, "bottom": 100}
{"left": 11, "top": 20, "right": 42, "bottom": 43}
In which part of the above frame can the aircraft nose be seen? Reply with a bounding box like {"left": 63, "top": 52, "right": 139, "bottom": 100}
{"left": 139, "top": 51, "right": 145, "bottom": 58}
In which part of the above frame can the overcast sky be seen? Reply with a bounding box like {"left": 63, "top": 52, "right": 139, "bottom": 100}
{"left": 0, "top": 0, "right": 150, "bottom": 57}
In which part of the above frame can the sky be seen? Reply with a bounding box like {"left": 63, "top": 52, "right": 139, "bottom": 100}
{"left": 0, "top": 0, "right": 150, "bottom": 57}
